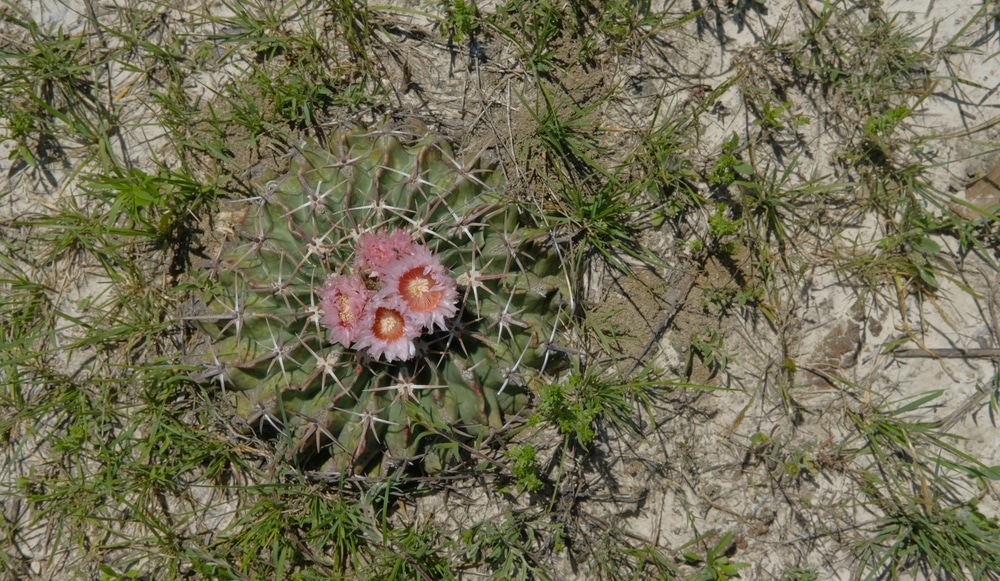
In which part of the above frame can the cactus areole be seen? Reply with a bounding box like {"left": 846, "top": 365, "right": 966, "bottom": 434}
{"left": 194, "top": 127, "right": 570, "bottom": 475}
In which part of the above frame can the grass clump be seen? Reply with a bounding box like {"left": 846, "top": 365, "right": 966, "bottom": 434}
{"left": 847, "top": 390, "right": 1000, "bottom": 580}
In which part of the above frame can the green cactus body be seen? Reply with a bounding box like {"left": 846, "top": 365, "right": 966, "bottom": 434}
{"left": 195, "top": 127, "right": 569, "bottom": 474}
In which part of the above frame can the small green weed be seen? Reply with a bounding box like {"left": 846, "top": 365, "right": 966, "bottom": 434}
{"left": 0, "top": 4, "right": 114, "bottom": 168}
{"left": 222, "top": 485, "right": 365, "bottom": 578}
{"left": 582, "top": 525, "right": 682, "bottom": 580}
{"left": 533, "top": 367, "right": 718, "bottom": 449}
{"left": 440, "top": 0, "right": 481, "bottom": 43}
{"left": 459, "top": 511, "right": 557, "bottom": 581}
{"left": 689, "top": 329, "right": 732, "bottom": 374}
{"left": 505, "top": 444, "right": 545, "bottom": 493}
{"left": 745, "top": 431, "right": 836, "bottom": 482}
{"left": 0, "top": 257, "right": 55, "bottom": 396}
{"left": 709, "top": 133, "right": 753, "bottom": 188}
{"left": 747, "top": 93, "right": 810, "bottom": 134}
{"left": 629, "top": 105, "right": 704, "bottom": 220}
{"left": 521, "top": 82, "right": 606, "bottom": 178}
{"left": 857, "top": 104, "right": 912, "bottom": 167}
{"left": 519, "top": 83, "right": 665, "bottom": 275}
{"left": 682, "top": 531, "right": 750, "bottom": 580}
{"left": 534, "top": 368, "right": 655, "bottom": 448}
{"left": 572, "top": 0, "right": 670, "bottom": 61}
{"left": 534, "top": 374, "right": 603, "bottom": 448}
{"left": 708, "top": 202, "right": 740, "bottom": 239}
{"left": 706, "top": 202, "right": 741, "bottom": 257}
{"left": 491, "top": 0, "right": 564, "bottom": 75}
{"left": 87, "top": 165, "right": 220, "bottom": 242}
{"left": 856, "top": 498, "right": 1000, "bottom": 581}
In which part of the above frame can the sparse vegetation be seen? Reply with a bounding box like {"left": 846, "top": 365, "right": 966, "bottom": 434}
{"left": 2, "top": 0, "right": 999, "bottom": 579}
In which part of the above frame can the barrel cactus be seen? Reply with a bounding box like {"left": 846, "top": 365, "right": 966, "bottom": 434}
{"left": 192, "top": 126, "right": 571, "bottom": 475}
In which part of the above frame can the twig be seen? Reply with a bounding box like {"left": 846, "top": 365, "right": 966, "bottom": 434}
{"left": 892, "top": 348, "right": 1000, "bottom": 359}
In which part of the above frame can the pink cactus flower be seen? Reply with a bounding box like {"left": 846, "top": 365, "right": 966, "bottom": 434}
{"left": 353, "top": 302, "right": 421, "bottom": 362}
{"left": 353, "top": 229, "right": 417, "bottom": 278}
{"left": 321, "top": 228, "right": 457, "bottom": 361}
{"left": 319, "top": 273, "right": 369, "bottom": 348}
{"left": 380, "top": 245, "right": 458, "bottom": 332}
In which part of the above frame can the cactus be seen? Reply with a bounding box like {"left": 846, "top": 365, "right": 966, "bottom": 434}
{"left": 192, "top": 126, "right": 571, "bottom": 475}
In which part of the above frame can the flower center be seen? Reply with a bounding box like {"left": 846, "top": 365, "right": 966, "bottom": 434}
{"left": 337, "top": 295, "right": 354, "bottom": 324}
{"left": 399, "top": 268, "right": 441, "bottom": 312}
{"left": 407, "top": 276, "right": 431, "bottom": 297}
{"left": 373, "top": 307, "right": 405, "bottom": 341}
